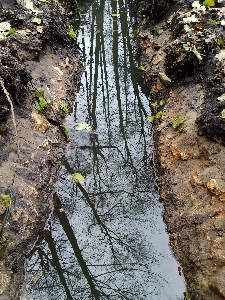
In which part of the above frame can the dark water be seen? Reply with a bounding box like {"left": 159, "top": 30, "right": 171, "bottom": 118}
{"left": 21, "top": 0, "right": 185, "bottom": 299}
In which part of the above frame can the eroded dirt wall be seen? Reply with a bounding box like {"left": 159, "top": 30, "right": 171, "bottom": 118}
{"left": 136, "top": 0, "right": 225, "bottom": 299}
{"left": 0, "top": 1, "right": 83, "bottom": 298}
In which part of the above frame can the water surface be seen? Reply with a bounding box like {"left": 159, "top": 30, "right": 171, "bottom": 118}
{"left": 21, "top": 0, "right": 185, "bottom": 299}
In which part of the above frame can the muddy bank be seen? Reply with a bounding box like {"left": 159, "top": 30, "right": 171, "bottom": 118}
{"left": 136, "top": 0, "right": 225, "bottom": 299}
{"left": 0, "top": 1, "right": 83, "bottom": 299}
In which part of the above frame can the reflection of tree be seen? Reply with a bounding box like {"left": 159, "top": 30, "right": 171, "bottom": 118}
{"left": 23, "top": 0, "right": 165, "bottom": 299}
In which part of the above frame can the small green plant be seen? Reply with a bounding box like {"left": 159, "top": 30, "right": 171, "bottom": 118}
{"left": 68, "top": 25, "right": 77, "bottom": 40}
{"left": 217, "top": 39, "right": 224, "bottom": 48}
{"left": 147, "top": 99, "right": 166, "bottom": 123}
{"left": 138, "top": 66, "right": 145, "bottom": 71}
{"left": 0, "top": 194, "right": 11, "bottom": 208}
{"left": 184, "top": 291, "right": 192, "bottom": 300}
{"left": 60, "top": 124, "right": 69, "bottom": 139}
{"left": 59, "top": 100, "right": 69, "bottom": 115}
{"left": 133, "top": 28, "right": 140, "bottom": 37}
{"left": 31, "top": 87, "right": 50, "bottom": 114}
{"left": 203, "top": 0, "right": 215, "bottom": 7}
{"left": 172, "top": 114, "right": 187, "bottom": 133}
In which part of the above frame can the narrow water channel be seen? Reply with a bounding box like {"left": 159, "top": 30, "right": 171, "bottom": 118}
{"left": 21, "top": 0, "right": 186, "bottom": 299}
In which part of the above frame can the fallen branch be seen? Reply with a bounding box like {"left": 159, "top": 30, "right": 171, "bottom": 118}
{"left": 0, "top": 77, "right": 17, "bottom": 136}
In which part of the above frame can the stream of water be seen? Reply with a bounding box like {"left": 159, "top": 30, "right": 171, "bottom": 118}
{"left": 21, "top": 0, "right": 186, "bottom": 299}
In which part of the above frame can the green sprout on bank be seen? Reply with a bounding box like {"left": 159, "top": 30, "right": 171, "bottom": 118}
{"left": 172, "top": 114, "right": 187, "bottom": 133}
{"left": 0, "top": 194, "right": 11, "bottom": 208}
{"left": 147, "top": 99, "right": 165, "bottom": 123}
{"left": 59, "top": 100, "right": 69, "bottom": 115}
{"left": 60, "top": 124, "right": 69, "bottom": 140}
{"left": 184, "top": 291, "right": 192, "bottom": 300}
{"left": 30, "top": 87, "right": 51, "bottom": 114}
{"left": 138, "top": 65, "right": 145, "bottom": 71}
{"left": 68, "top": 25, "right": 77, "bottom": 40}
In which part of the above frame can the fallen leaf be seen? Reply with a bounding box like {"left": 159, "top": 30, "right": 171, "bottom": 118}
{"left": 183, "top": 16, "right": 199, "bottom": 23}
{"left": 72, "top": 173, "right": 85, "bottom": 183}
{"left": 217, "top": 93, "right": 225, "bottom": 101}
{"left": 158, "top": 72, "right": 171, "bottom": 84}
{"left": 221, "top": 109, "right": 225, "bottom": 118}
{"left": 24, "top": 0, "right": 39, "bottom": 12}
{"left": 31, "top": 18, "right": 42, "bottom": 25}
{"left": 0, "top": 22, "right": 11, "bottom": 32}
{"left": 215, "top": 50, "right": 225, "bottom": 61}
{"left": 156, "top": 80, "right": 161, "bottom": 90}
{"left": 75, "top": 122, "right": 92, "bottom": 131}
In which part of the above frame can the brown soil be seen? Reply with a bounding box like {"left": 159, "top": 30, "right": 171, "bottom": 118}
{"left": 0, "top": 1, "right": 83, "bottom": 299}
{"left": 136, "top": 0, "right": 225, "bottom": 299}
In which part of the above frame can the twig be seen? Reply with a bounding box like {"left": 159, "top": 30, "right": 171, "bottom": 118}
{"left": 0, "top": 78, "right": 17, "bottom": 136}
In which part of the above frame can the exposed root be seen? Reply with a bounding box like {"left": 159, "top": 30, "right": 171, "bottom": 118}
{"left": 0, "top": 77, "right": 17, "bottom": 136}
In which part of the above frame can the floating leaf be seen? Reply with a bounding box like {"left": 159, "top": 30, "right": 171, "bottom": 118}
{"left": 203, "top": 0, "right": 215, "bottom": 7}
{"left": 138, "top": 66, "right": 145, "bottom": 71}
{"left": 32, "top": 272, "right": 43, "bottom": 283}
{"left": 75, "top": 122, "right": 92, "bottom": 131}
{"left": 147, "top": 116, "right": 154, "bottom": 123}
{"left": 172, "top": 114, "right": 186, "bottom": 129}
{"left": 0, "top": 194, "right": 11, "bottom": 208}
{"left": 158, "top": 72, "right": 171, "bottom": 84}
{"left": 88, "top": 100, "right": 93, "bottom": 105}
{"left": 221, "top": 109, "right": 225, "bottom": 118}
{"left": 72, "top": 173, "right": 85, "bottom": 183}
{"left": 217, "top": 94, "right": 225, "bottom": 101}
{"left": 31, "top": 18, "right": 42, "bottom": 25}
{"left": 215, "top": 50, "right": 225, "bottom": 61}
{"left": 96, "top": 29, "right": 101, "bottom": 34}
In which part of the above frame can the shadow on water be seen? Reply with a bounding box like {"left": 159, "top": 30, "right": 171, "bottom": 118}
{"left": 21, "top": 0, "right": 186, "bottom": 299}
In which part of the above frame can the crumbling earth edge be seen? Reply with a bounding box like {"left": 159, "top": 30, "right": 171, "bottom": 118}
{"left": 136, "top": 0, "right": 225, "bottom": 299}
{"left": 0, "top": 1, "right": 83, "bottom": 299}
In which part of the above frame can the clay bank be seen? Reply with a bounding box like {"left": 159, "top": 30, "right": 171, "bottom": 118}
{"left": 0, "top": 0, "right": 82, "bottom": 298}
{"left": 135, "top": 0, "right": 225, "bottom": 299}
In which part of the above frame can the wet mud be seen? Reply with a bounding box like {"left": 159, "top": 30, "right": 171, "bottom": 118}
{"left": 136, "top": 0, "right": 225, "bottom": 299}
{"left": 0, "top": 0, "right": 83, "bottom": 299}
